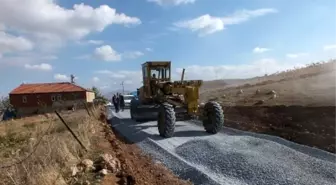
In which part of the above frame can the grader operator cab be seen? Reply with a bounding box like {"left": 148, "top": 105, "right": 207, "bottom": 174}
{"left": 130, "top": 61, "right": 224, "bottom": 138}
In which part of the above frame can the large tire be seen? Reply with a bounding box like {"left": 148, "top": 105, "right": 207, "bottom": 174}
{"left": 202, "top": 101, "right": 224, "bottom": 134}
{"left": 130, "top": 98, "right": 139, "bottom": 120}
{"left": 157, "top": 103, "right": 176, "bottom": 138}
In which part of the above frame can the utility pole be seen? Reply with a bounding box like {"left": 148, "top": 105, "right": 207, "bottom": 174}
{"left": 70, "top": 74, "right": 75, "bottom": 84}
{"left": 120, "top": 81, "right": 124, "bottom": 94}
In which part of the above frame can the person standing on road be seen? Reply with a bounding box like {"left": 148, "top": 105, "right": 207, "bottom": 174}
{"left": 112, "top": 94, "right": 119, "bottom": 112}
{"left": 119, "top": 94, "right": 125, "bottom": 112}
{"left": 115, "top": 93, "right": 120, "bottom": 113}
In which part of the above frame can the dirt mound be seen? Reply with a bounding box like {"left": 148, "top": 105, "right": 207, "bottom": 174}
{"left": 99, "top": 112, "right": 191, "bottom": 185}
{"left": 222, "top": 106, "right": 336, "bottom": 153}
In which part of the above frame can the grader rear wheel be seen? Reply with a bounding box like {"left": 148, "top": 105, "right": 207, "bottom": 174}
{"left": 130, "top": 99, "right": 139, "bottom": 120}
{"left": 202, "top": 101, "right": 224, "bottom": 134}
{"left": 157, "top": 103, "right": 176, "bottom": 138}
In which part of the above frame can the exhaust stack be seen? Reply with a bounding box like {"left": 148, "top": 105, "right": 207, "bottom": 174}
{"left": 181, "top": 68, "right": 185, "bottom": 82}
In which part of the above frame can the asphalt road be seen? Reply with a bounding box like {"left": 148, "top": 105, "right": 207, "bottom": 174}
{"left": 106, "top": 107, "right": 336, "bottom": 185}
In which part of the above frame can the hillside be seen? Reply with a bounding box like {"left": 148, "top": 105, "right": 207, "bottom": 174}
{"left": 201, "top": 60, "right": 336, "bottom": 106}
{"left": 199, "top": 60, "right": 336, "bottom": 153}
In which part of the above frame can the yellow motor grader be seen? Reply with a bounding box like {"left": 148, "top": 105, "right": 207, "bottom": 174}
{"left": 130, "top": 61, "right": 224, "bottom": 138}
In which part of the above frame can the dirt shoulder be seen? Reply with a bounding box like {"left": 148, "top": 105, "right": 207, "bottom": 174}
{"left": 97, "top": 111, "right": 191, "bottom": 185}
{"left": 222, "top": 106, "right": 335, "bottom": 153}
{"left": 0, "top": 108, "right": 190, "bottom": 185}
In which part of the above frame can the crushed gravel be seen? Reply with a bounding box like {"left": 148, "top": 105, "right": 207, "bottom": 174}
{"left": 107, "top": 108, "right": 336, "bottom": 185}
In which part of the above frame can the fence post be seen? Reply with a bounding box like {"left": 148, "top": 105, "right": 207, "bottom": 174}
{"left": 82, "top": 101, "right": 91, "bottom": 117}
{"left": 54, "top": 110, "right": 88, "bottom": 152}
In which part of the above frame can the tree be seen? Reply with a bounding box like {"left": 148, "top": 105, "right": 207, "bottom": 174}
{"left": 92, "top": 86, "right": 102, "bottom": 97}
{"left": 91, "top": 86, "right": 107, "bottom": 104}
{"left": 0, "top": 96, "right": 10, "bottom": 111}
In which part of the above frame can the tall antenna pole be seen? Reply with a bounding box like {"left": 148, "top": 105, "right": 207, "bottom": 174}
{"left": 70, "top": 74, "right": 75, "bottom": 83}
{"left": 120, "top": 81, "right": 124, "bottom": 94}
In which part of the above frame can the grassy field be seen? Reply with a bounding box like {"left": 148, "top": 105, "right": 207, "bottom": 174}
{"left": 0, "top": 108, "right": 190, "bottom": 185}
{"left": 0, "top": 110, "right": 98, "bottom": 185}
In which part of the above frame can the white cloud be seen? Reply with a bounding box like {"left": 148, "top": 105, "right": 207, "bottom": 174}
{"left": 112, "top": 70, "right": 142, "bottom": 79}
{"left": 111, "top": 73, "right": 128, "bottom": 78}
{"left": 54, "top": 73, "right": 69, "bottom": 81}
{"left": 124, "top": 80, "right": 133, "bottom": 84}
{"left": 100, "top": 85, "right": 110, "bottom": 90}
{"left": 0, "top": 53, "right": 58, "bottom": 67}
{"left": 94, "top": 45, "right": 121, "bottom": 62}
{"left": 286, "top": 53, "right": 309, "bottom": 58}
{"left": 94, "top": 70, "right": 114, "bottom": 75}
{"left": 0, "top": 0, "right": 141, "bottom": 50}
{"left": 146, "top": 47, "right": 153, "bottom": 52}
{"left": 323, "top": 44, "right": 336, "bottom": 51}
{"left": 95, "top": 69, "right": 142, "bottom": 89}
{"left": 147, "top": 0, "right": 196, "bottom": 6}
{"left": 0, "top": 31, "right": 34, "bottom": 54}
{"left": 123, "top": 51, "right": 144, "bottom": 59}
{"left": 0, "top": 0, "right": 141, "bottom": 39}
{"left": 93, "top": 45, "right": 144, "bottom": 61}
{"left": 41, "top": 55, "right": 58, "bottom": 60}
{"left": 92, "top": 76, "right": 100, "bottom": 82}
{"left": 24, "top": 63, "right": 52, "bottom": 71}
{"left": 253, "top": 47, "right": 270, "bottom": 53}
{"left": 77, "top": 39, "right": 104, "bottom": 45}
{"left": 87, "top": 40, "right": 104, "bottom": 45}
{"left": 174, "top": 8, "right": 277, "bottom": 36}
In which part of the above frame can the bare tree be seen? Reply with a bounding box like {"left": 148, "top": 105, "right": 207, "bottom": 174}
{"left": 0, "top": 96, "right": 10, "bottom": 111}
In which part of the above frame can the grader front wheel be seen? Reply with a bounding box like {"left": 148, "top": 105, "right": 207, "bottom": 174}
{"left": 157, "top": 103, "right": 176, "bottom": 138}
{"left": 202, "top": 101, "right": 224, "bottom": 134}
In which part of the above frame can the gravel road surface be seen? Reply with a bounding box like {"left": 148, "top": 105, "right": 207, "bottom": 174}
{"left": 106, "top": 107, "right": 336, "bottom": 185}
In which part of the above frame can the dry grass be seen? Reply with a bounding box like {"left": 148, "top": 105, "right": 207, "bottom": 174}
{"left": 200, "top": 60, "right": 336, "bottom": 106}
{"left": 201, "top": 60, "right": 335, "bottom": 94}
{"left": 0, "top": 108, "right": 102, "bottom": 185}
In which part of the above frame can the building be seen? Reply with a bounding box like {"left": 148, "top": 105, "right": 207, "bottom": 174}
{"left": 9, "top": 82, "right": 95, "bottom": 116}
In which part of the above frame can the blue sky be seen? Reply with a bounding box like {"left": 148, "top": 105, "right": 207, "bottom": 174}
{"left": 0, "top": 0, "right": 335, "bottom": 95}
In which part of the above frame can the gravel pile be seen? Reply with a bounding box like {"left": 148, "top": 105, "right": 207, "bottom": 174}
{"left": 139, "top": 139, "right": 220, "bottom": 185}
{"left": 175, "top": 138, "right": 336, "bottom": 185}
{"left": 108, "top": 109, "right": 336, "bottom": 185}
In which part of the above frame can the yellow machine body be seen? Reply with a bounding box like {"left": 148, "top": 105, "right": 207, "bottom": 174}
{"left": 137, "top": 61, "right": 203, "bottom": 116}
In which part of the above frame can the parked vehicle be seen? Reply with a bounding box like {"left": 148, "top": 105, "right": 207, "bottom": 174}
{"left": 123, "top": 94, "right": 134, "bottom": 108}
{"left": 104, "top": 101, "right": 112, "bottom": 107}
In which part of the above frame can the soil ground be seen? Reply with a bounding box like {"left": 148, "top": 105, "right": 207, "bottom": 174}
{"left": 222, "top": 106, "right": 335, "bottom": 153}
{"left": 200, "top": 60, "right": 336, "bottom": 153}
{"left": 0, "top": 108, "right": 190, "bottom": 185}
{"left": 98, "top": 112, "right": 191, "bottom": 185}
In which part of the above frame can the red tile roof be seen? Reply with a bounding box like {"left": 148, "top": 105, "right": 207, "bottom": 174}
{"left": 10, "top": 82, "right": 92, "bottom": 94}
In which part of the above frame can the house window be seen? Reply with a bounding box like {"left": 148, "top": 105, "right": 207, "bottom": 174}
{"left": 57, "top": 94, "right": 62, "bottom": 101}
{"left": 22, "top": 96, "right": 27, "bottom": 103}
{"left": 51, "top": 95, "right": 56, "bottom": 102}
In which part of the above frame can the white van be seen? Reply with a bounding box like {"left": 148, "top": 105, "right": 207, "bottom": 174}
{"left": 123, "top": 94, "right": 134, "bottom": 108}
